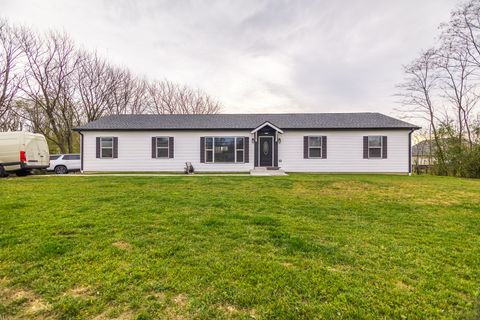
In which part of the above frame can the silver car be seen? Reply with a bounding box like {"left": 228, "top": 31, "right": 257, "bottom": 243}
{"left": 47, "top": 154, "right": 81, "bottom": 174}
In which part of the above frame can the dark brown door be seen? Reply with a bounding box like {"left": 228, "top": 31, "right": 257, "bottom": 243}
{"left": 259, "top": 137, "right": 273, "bottom": 167}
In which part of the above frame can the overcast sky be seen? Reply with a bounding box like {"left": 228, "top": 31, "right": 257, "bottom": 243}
{"left": 1, "top": 0, "right": 461, "bottom": 115}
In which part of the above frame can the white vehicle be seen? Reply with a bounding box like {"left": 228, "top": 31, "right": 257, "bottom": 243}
{"left": 47, "top": 154, "right": 81, "bottom": 174}
{"left": 0, "top": 131, "right": 50, "bottom": 177}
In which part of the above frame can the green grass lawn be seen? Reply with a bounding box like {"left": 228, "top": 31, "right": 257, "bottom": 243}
{"left": 0, "top": 174, "right": 479, "bottom": 319}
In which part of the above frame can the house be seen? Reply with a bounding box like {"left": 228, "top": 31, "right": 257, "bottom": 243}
{"left": 412, "top": 140, "right": 435, "bottom": 173}
{"left": 73, "top": 113, "right": 420, "bottom": 174}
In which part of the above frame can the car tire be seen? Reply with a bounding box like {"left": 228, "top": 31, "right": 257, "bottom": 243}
{"left": 54, "top": 165, "right": 68, "bottom": 174}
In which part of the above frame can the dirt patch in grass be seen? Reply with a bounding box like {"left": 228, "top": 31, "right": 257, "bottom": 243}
{"left": 218, "top": 304, "right": 257, "bottom": 318}
{"left": 0, "top": 278, "right": 51, "bottom": 317}
{"left": 395, "top": 280, "right": 413, "bottom": 291}
{"left": 414, "top": 196, "right": 460, "bottom": 206}
{"left": 66, "top": 286, "right": 93, "bottom": 298}
{"left": 93, "top": 308, "right": 134, "bottom": 320}
{"left": 291, "top": 180, "right": 374, "bottom": 199}
{"left": 151, "top": 292, "right": 166, "bottom": 300}
{"left": 327, "top": 264, "right": 351, "bottom": 273}
{"left": 160, "top": 294, "right": 190, "bottom": 319}
{"left": 219, "top": 303, "right": 238, "bottom": 314}
{"left": 112, "top": 241, "right": 132, "bottom": 250}
{"left": 172, "top": 294, "right": 188, "bottom": 306}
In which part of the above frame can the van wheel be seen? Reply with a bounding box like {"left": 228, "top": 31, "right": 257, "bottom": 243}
{"left": 55, "top": 165, "right": 68, "bottom": 174}
{"left": 16, "top": 170, "right": 30, "bottom": 177}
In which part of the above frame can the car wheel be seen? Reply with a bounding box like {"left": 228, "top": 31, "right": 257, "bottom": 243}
{"left": 55, "top": 165, "right": 68, "bottom": 174}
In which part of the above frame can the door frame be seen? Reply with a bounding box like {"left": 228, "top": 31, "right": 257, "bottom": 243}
{"left": 258, "top": 136, "right": 274, "bottom": 167}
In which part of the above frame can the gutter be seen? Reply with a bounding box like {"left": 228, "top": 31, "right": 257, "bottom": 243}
{"left": 78, "top": 131, "right": 84, "bottom": 172}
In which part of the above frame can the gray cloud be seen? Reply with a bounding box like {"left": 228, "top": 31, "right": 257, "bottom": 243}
{"left": 1, "top": 0, "right": 460, "bottom": 114}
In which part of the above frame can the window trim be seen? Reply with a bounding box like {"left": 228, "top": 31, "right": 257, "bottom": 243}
{"left": 155, "top": 136, "right": 170, "bottom": 159}
{"left": 205, "top": 137, "right": 213, "bottom": 163}
{"left": 236, "top": 137, "right": 245, "bottom": 163}
{"left": 367, "top": 136, "right": 382, "bottom": 159}
{"left": 307, "top": 136, "right": 322, "bottom": 159}
{"left": 100, "top": 137, "right": 114, "bottom": 159}
{"left": 205, "top": 136, "right": 245, "bottom": 164}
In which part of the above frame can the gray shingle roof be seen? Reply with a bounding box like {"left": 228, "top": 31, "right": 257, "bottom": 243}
{"left": 74, "top": 113, "right": 420, "bottom": 131}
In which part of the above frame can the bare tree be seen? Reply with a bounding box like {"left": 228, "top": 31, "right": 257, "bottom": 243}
{"left": 75, "top": 51, "right": 114, "bottom": 122}
{"left": 20, "top": 30, "right": 81, "bottom": 152}
{"left": 1, "top": 19, "right": 223, "bottom": 152}
{"left": 439, "top": 13, "right": 480, "bottom": 147}
{"left": 146, "top": 80, "right": 177, "bottom": 114}
{"left": 105, "top": 67, "right": 147, "bottom": 115}
{"left": 0, "top": 19, "right": 23, "bottom": 125}
{"left": 396, "top": 49, "right": 447, "bottom": 168}
{"left": 444, "top": 1, "right": 480, "bottom": 68}
{"left": 146, "top": 80, "right": 222, "bottom": 114}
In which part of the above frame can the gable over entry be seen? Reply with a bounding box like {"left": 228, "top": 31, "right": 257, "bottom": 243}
{"left": 251, "top": 122, "right": 283, "bottom": 168}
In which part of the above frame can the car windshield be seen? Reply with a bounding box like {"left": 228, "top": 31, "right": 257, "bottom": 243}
{"left": 50, "top": 155, "right": 61, "bottom": 160}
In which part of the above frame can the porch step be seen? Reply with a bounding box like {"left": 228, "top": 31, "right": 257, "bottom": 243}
{"left": 250, "top": 168, "right": 288, "bottom": 176}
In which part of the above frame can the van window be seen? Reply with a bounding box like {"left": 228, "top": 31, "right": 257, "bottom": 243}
{"left": 50, "top": 155, "right": 61, "bottom": 160}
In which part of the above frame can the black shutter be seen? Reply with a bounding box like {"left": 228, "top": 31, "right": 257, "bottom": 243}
{"left": 304, "top": 136, "right": 308, "bottom": 159}
{"left": 322, "top": 136, "right": 327, "bottom": 159}
{"left": 96, "top": 137, "right": 100, "bottom": 158}
{"left": 113, "top": 137, "right": 118, "bottom": 158}
{"left": 152, "top": 137, "right": 156, "bottom": 158}
{"left": 363, "top": 136, "right": 369, "bottom": 159}
{"left": 382, "top": 136, "right": 387, "bottom": 159}
{"left": 169, "top": 137, "right": 174, "bottom": 158}
{"left": 244, "top": 137, "right": 249, "bottom": 163}
{"left": 200, "top": 137, "right": 205, "bottom": 163}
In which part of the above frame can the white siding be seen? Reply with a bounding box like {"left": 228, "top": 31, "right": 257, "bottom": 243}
{"left": 279, "top": 130, "right": 410, "bottom": 173}
{"left": 82, "top": 131, "right": 254, "bottom": 172}
{"left": 81, "top": 129, "right": 411, "bottom": 173}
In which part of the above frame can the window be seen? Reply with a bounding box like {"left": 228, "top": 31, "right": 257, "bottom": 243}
{"left": 50, "top": 155, "right": 61, "bottom": 161}
{"left": 308, "top": 136, "right": 322, "bottom": 158}
{"left": 156, "top": 137, "right": 169, "bottom": 158}
{"left": 368, "top": 136, "right": 382, "bottom": 158}
{"left": 63, "top": 154, "right": 80, "bottom": 160}
{"left": 205, "top": 137, "right": 245, "bottom": 163}
{"left": 100, "top": 137, "right": 113, "bottom": 158}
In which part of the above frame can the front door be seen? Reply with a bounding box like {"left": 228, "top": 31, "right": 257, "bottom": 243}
{"left": 259, "top": 136, "right": 273, "bottom": 167}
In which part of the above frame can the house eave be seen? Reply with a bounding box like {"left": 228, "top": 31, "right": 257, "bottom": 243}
{"left": 74, "top": 126, "right": 420, "bottom": 132}
{"left": 250, "top": 121, "right": 284, "bottom": 134}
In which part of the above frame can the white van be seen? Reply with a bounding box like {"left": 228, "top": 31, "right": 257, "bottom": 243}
{"left": 0, "top": 132, "right": 50, "bottom": 177}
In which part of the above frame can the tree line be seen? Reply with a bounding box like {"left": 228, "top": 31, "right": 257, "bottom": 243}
{"left": 397, "top": 0, "right": 480, "bottom": 178}
{"left": 0, "top": 19, "right": 221, "bottom": 153}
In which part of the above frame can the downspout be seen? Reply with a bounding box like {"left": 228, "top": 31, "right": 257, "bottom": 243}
{"left": 79, "top": 131, "right": 84, "bottom": 173}
{"left": 408, "top": 129, "right": 413, "bottom": 176}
